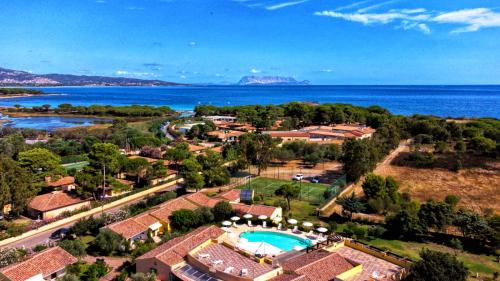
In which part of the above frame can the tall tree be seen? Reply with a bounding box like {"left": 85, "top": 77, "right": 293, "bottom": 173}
{"left": 237, "top": 133, "right": 278, "bottom": 175}
{"left": 336, "top": 192, "right": 366, "bottom": 220}
{"left": 275, "top": 183, "right": 301, "bottom": 212}
{"left": 407, "top": 249, "right": 468, "bottom": 281}
{"left": 341, "top": 139, "right": 375, "bottom": 183}
{"left": 18, "top": 148, "right": 63, "bottom": 182}
{"left": 0, "top": 157, "right": 37, "bottom": 216}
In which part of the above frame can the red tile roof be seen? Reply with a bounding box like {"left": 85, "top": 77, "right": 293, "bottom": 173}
{"left": 232, "top": 203, "right": 277, "bottom": 217}
{"left": 217, "top": 189, "right": 241, "bottom": 202}
{"left": 308, "top": 130, "right": 355, "bottom": 138}
{"left": 46, "top": 176, "right": 75, "bottom": 187}
{"left": 106, "top": 212, "right": 160, "bottom": 239}
{"left": 265, "top": 131, "right": 310, "bottom": 138}
{"left": 150, "top": 197, "right": 198, "bottom": 223}
{"left": 0, "top": 247, "right": 77, "bottom": 281}
{"left": 184, "top": 192, "right": 221, "bottom": 208}
{"left": 137, "top": 226, "right": 225, "bottom": 267}
{"left": 28, "top": 191, "right": 88, "bottom": 212}
{"left": 280, "top": 250, "right": 356, "bottom": 281}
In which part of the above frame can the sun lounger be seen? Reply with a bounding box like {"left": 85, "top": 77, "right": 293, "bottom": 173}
{"left": 199, "top": 253, "right": 210, "bottom": 259}
{"left": 240, "top": 268, "right": 248, "bottom": 276}
{"left": 293, "top": 226, "right": 300, "bottom": 233}
{"left": 224, "top": 266, "right": 234, "bottom": 273}
{"left": 248, "top": 221, "right": 252, "bottom": 227}
{"left": 263, "top": 221, "right": 267, "bottom": 228}
{"left": 277, "top": 223, "right": 282, "bottom": 230}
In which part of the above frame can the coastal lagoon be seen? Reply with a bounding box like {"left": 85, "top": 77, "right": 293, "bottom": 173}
{"left": 0, "top": 115, "right": 108, "bottom": 131}
{"left": 0, "top": 85, "right": 499, "bottom": 118}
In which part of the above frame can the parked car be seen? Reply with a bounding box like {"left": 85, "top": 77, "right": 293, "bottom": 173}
{"left": 310, "top": 176, "right": 320, "bottom": 183}
{"left": 292, "top": 174, "right": 304, "bottom": 181}
{"left": 50, "top": 228, "right": 69, "bottom": 240}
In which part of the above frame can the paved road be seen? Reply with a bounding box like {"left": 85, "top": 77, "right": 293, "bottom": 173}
{"left": 5, "top": 184, "right": 180, "bottom": 250}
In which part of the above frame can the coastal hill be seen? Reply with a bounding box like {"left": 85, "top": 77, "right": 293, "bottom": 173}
{"left": 238, "top": 75, "right": 310, "bottom": 85}
{"left": 0, "top": 67, "right": 183, "bottom": 86}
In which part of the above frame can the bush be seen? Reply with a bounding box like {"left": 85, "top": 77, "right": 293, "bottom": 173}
{"left": 33, "top": 244, "right": 48, "bottom": 252}
{"left": 59, "top": 239, "right": 87, "bottom": 258}
{"left": 91, "top": 229, "right": 124, "bottom": 256}
{"left": 368, "top": 225, "right": 387, "bottom": 238}
{"left": 212, "top": 201, "right": 233, "bottom": 221}
{"left": 170, "top": 209, "right": 201, "bottom": 231}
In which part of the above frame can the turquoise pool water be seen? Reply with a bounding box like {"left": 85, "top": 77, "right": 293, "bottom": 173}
{"left": 240, "top": 231, "right": 312, "bottom": 251}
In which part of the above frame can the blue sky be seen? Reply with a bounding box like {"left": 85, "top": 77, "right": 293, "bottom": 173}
{"left": 1, "top": 0, "right": 500, "bottom": 84}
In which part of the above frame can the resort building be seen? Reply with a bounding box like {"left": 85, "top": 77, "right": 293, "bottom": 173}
{"left": 0, "top": 246, "right": 77, "bottom": 281}
{"left": 149, "top": 197, "right": 199, "bottom": 233}
{"left": 263, "top": 131, "right": 311, "bottom": 143}
{"left": 207, "top": 130, "right": 244, "bottom": 142}
{"left": 185, "top": 192, "right": 283, "bottom": 221}
{"left": 178, "top": 122, "right": 205, "bottom": 134}
{"left": 216, "top": 189, "right": 243, "bottom": 203}
{"left": 301, "top": 124, "right": 376, "bottom": 141}
{"left": 27, "top": 191, "right": 91, "bottom": 220}
{"left": 45, "top": 176, "right": 76, "bottom": 191}
{"left": 202, "top": 115, "right": 237, "bottom": 123}
{"left": 135, "top": 225, "right": 410, "bottom": 281}
{"left": 105, "top": 212, "right": 163, "bottom": 242}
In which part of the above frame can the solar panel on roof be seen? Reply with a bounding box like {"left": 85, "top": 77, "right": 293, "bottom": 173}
{"left": 240, "top": 189, "right": 254, "bottom": 201}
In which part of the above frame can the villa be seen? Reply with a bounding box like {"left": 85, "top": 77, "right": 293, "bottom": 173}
{"left": 263, "top": 131, "right": 311, "bottom": 143}
{"left": 0, "top": 246, "right": 77, "bottom": 281}
{"left": 27, "top": 191, "right": 91, "bottom": 220}
{"left": 202, "top": 115, "right": 237, "bottom": 123}
{"left": 207, "top": 130, "right": 244, "bottom": 142}
{"left": 45, "top": 176, "right": 76, "bottom": 191}
{"left": 106, "top": 212, "right": 163, "bottom": 242}
{"left": 301, "top": 124, "right": 376, "bottom": 141}
{"left": 135, "top": 225, "right": 410, "bottom": 281}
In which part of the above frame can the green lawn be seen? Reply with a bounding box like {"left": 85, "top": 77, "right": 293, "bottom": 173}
{"left": 237, "top": 177, "right": 328, "bottom": 222}
{"left": 362, "top": 238, "right": 500, "bottom": 279}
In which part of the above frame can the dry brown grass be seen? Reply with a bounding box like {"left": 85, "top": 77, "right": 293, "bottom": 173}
{"left": 357, "top": 145, "right": 500, "bottom": 214}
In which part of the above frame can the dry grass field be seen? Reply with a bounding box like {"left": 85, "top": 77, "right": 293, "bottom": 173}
{"left": 357, "top": 145, "right": 500, "bottom": 214}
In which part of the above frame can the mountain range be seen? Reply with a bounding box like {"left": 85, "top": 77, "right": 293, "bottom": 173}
{"left": 238, "top": 75, "right": 310, "bottom": 85}
{"left": 0, "top": 67, "right": 183, "bottom": 86}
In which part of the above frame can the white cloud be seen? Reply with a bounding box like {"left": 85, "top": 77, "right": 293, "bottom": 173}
{"left": 126, "top": 6, "right": 144, "bottom": 10}
{"left": 320, "top": 69, "right": 334, "bottom": 73}
{"left": 433, "top": 8, "right": 500, "bottom": 33}
{"left": 95, "top": 0, "right": 106, "bottom": 3}
{"left": 189, "top": 41, "right": 197, "bottom": 46}
{"left": 397, "top": 20, "right": 431, "bottom": 34}
{"left": 250, "top": 68, "right": 261, "bottom": 74}
{"left": 315, "top": 6, "right": 500, "bottom": 34}
{"left": 334, "top": 0, "right": 374, "bottom": 12}
{"left": 116, "top": 70, "right": 129, "bottom": 75}
{"left": 314, "top": 10, "right": 429, "bottom": 25}
{"left": 180, "top": 75, "right": 187, "bottom": 79}
{"left": 266, "top": 0, "right": 309, "bottom": 11}
{"left": 357, "top": 0, "right": 399, "bottom": 13}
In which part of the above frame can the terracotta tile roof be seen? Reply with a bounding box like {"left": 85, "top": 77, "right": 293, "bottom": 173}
{"left": 217, "top": 189, "right": 241, "bottom": 202}
{"left": 301, "top": 125, "right": 336, "bottom": 131}
{"left": 207, "top": 130, "right": 244, "bottom": 139}
{"left": 265, "top": 131, "right": 310, "bottom": 138}
{"left": 192, "top": 243, "right": 274, "bottom": 279}
{"left": 271, "top": 274, "right": 307, "bottom": 281}
{"left": 150, "top": 197, "right": 198, "bottom": 223}
{"left": 188, "top": 144, "right": 206, "bottom": 152}
{"left": 232, "top": 203, "right": 277, "bottom": 217}
{"left": 308, "top": 130, "right": 354, "bottom": 138}
{"left": 280, "top": 250, "right": 356, "bottom": 281}
{"left": 46, "top": 176, "right": 75, "bottom": 187}
{"left": 28, "top": 191, "right": 88, "bottom": 212}
{"left": 0, "top": 247, "right": 77, "bottom": 281}
{"left": 106, "top": 218, "right": 148, "bottom": 239}
{"left": 185, "top": 192, "right": 221, "bottom": 208}
{"left": 127, "top": 155, "right": 158, "bottom": 163}
{"left": 137, "top": 226, "right": 225, "bottom": 267}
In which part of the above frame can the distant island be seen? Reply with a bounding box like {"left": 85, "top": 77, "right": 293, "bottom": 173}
{"left": 238, "top": 75, "right": 310, "bottom": 85}
{"left": 0, "top": 67, "right": 184, "bottom": 87}
{"left": 0, "top": 88, "right": 44, "bottom": 98}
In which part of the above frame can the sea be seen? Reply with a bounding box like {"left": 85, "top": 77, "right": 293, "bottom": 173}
{"left": 0, "top": 85, "right": 499, "bottom": 118}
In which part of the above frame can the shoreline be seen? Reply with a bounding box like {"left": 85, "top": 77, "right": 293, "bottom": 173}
{"left": 0, "top": 94, "right": 40, "bottom": 99}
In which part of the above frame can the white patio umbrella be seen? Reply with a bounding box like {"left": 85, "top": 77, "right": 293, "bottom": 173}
{"left": 243, "top": 214, "right": 253, "bottom": 219}
{"left": 316, "top": 227, "right": 328, "bottom": 233}
{"left": 222, "top": 221, "right": 232, "bottom": 227}
{"left": 231, "top": 216, "right": 240, "bottom": 226}
{"left": 287, "top": 219, "right": 298, "bottom": 225}
{"left": 273, "top": 217, "right": 282, "bottom": 222}
{"left": 302, "top": 221, "right": 313, "bottom": 228}
{"left": 258, "top": 215, "right": 268, "bottom": 220}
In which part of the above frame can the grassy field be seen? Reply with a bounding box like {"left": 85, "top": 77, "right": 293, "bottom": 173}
{"left": 128, "top": 120, "right": 153, "bottom": 135}
{"left": 363, "top": 238, "right": 500, "bottom": 279}
{"left": 237, "top": 177, "right": 328, "bottom": 222}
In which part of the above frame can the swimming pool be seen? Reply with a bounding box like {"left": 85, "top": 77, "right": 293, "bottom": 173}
{"left": 240, "top": 231, "right": 312, "bottom": 252}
